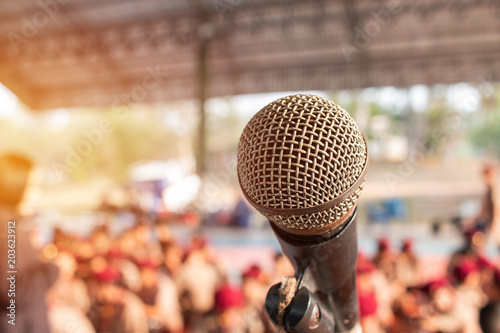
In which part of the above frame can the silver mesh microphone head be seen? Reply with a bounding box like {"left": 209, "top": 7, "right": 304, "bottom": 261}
{"left": 237, "top": 94, "right": 368, "bottom": 237}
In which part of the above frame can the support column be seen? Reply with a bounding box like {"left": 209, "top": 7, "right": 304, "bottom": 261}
{"left": 197, "top": 42, "right": 208, "bottom": 175}
{"left": 406, "top": 88, "right": 415, "bottom": 158}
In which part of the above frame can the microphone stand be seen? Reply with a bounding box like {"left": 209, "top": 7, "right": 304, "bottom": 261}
{"left": 265, "top": 209, "right": 361, "bottom": 333}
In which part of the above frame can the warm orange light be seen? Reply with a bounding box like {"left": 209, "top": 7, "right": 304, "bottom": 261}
{"left": 472, "top": 231, "right": 486, "bottom": 247}
{"left": 43, "top": 243, "right": 58, "bottom": 260}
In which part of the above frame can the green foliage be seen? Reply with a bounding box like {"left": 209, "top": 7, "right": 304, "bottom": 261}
{"left": 369, "top": 103, "right": 385, "bottom": 117}
{"left": 470, "top": 112, "right": 500, "bottom": 158}
{"left": 469, "top": 85, "right": 500, "bottom": 158}
{"left": 1, "top": 84, "right": 498, "bottom": 185}
{"left": 74, "top": 108, "right": 181, "bottom": 181}
{"left": 0, "top": 106, "right": 184, "bottom": 183}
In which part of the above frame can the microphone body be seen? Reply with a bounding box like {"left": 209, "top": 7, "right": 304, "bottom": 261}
{"left": 267, "top": 211, "right": 358, "bottom": 331}
{"left": 237, "top": 94, "right": 368, "bottom": 332}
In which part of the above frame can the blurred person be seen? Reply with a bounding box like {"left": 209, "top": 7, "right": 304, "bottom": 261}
{"left": 74, "top": 239, "right": 97, "bottom": 281}
{"left": 132, "top": 222, "right": 163, "bottom": 263}
{"left": 49, "top": 251, "right": 91, "bottom": 313}
{"left": 452, "top": 258, "right": 487, "bottom": 333}
{"left": 86, "top": 255, "right": 111, "bottom": 302}
{"left": 215, "top": 282, "right": 245, "bottom": 333}
{"left": 480, "top": 302, "right": 500, "bottom": 333}
{"left": 395, "top": 239, "right": 419, "bottom": 288}
{"left": 371, "top": 241, "right": 399, "bottom": 329}
{"left": 47, "top": 296, "right": 96, "bottom": 333}
{"left": 419, "top": 278, "right": 465, "bottom": 333}
{"left": 117, "top": 229, "right": 138, "bottom": 257}
{"left": 176, "top": 237, "right": 221, "bottom": 332}
{"left": 357, "top": 253, "right": 398, "bottom": 331}
{"left": 270, "top": 252, "right": 293, "bottom": 284}
{"left": 89, "top": 266, "right": 148, "bottom": 333}
{"left": 47, "top": 251, "right": 95, "bottom": 333}
{"left": 391, "top": 287, "right": 426, "bottom": 333}
{"left": 137, "top": 259, "right": 183, "bottom": 333}
{"left": 358, "top": 287, "right": 382, "bottom": 333}
{"left": 485, "top": 269, "right": 500, "bottom": 303}
{"left": 163, "top": 240, "right": 184, "bottom": 276}
{"left": 422, "top": 259, "right": 487, "bottom": 333}
{"left": 0, "top": 153, "right": 59, "bottom": 333}
{"left": 242, "top": 265, "right": 267, "bottom": 307}
{"left": 477, "top": 255, "right": 497, "bottom": 295}
{"left": 475, "top": 163, "right": 497, "bottom": 236}
{"left": 372, "top": 237, "right": 397, "bottom": 281}
{"left": 156, "top": 222, "right": 174, "bottom": 252}
{"left": 448, "top": 228, "right": 484, "bottom": 279}
{"left": 356, "top": 256, "right": 384, "bottom": 333}
{"left": 373, "top": 263, "right": 397, "bottom": 330}
{"left": 91, "top": 225, "right": 113, "bottom": 255}
{"left": 240, "top": 265, "right": 268, "bottom": 333}
{"left": 480, "top": 270, "right": 500, "bottom": 332}
{"left": 107, "top": 245, "right": 142, "bottom": 293}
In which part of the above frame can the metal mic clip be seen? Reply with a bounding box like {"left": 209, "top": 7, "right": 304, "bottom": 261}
{"left": 266, "top": 262, "right": 335, "bottom": 332}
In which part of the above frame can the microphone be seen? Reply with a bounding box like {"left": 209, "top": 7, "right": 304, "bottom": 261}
{"left": 237, "top": 94, "right": 368, "bottom": 332}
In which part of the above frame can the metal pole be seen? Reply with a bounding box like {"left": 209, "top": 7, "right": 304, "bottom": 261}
{"left": 197, "top": 42, "right": 208, "bottom": 175}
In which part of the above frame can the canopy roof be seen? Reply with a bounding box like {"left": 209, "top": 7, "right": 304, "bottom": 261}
{"left": 1, "top": 0, "right": 500, "bottom": 110}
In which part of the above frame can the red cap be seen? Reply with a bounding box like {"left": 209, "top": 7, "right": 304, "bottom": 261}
{"left": 477, "top": 256, "right": 495, "bottom": 270}
{"left": 420, "top": 277, "right": 451, "bottom": 295}
{"left": 378, "top": 237, "right": 390, "bottom": 251}
{"left": 106, "top": 248, "right": 124, "bottom": 259}
{"left": 402, "top": 239, "right": 413, "bottom": 252}
{"left": 358, "top": 291, "right": 377, "bottom": 318}
{"left": 356, "top": 254, "right": 376, "bottom": 275}
{"left": 243, "top": 265, "right": 262, "bottom": 280}
{"left": 183, "top": 236, "right": 209, "bottom": 261}
{"left": 135, "top": 258, "right": 160, "bottom": 270}
{"left": 94, "top": 267, "right": 121, "bottom": 283}
{"left": 215, "top": 284, "right": 244, "bottom": 312}
{"left": 454, "top": 257, "right": 479, "bottom": 283}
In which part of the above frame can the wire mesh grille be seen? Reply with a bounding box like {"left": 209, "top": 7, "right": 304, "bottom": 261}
{"left": 237, "top": 94, "right": 367, "bottom": 232}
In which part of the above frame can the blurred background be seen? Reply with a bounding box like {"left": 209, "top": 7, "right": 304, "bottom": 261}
{"left": 1, "top": 0, "right": 500, "bottom": 332}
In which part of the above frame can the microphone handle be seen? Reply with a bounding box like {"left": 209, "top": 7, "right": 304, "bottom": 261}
{"left": 266, "top": 210, "right": 359, "bottom": 332}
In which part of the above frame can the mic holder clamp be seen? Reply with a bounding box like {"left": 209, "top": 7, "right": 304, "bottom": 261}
{"left": 265, "top": 209, "right": 360, "bottom": 333}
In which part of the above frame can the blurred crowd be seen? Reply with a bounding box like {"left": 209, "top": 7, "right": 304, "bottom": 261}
{"left": 5, "top": 219, "right": 500, "bottom": 333}
{"left": 357, "top": 232, "right": 500, "bottom": 333}
{"left": 1, "top": 154, "right": 500, "bottom": 333}
{"left": 41, "top": 221, "right": 292, "bottom": 333}
{"left": 355, "top": 163, "right": 500, "bottom": 332}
